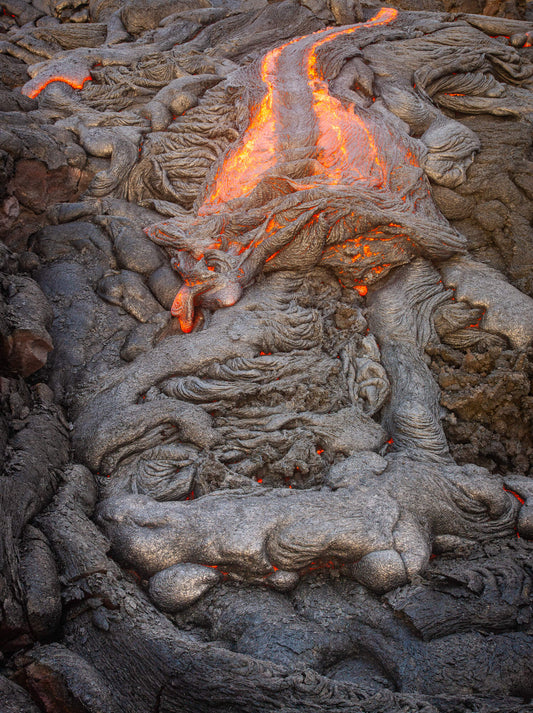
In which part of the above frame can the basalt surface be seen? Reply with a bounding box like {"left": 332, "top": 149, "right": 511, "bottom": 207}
{"left": 1, "top": 1, "right": 533, "bottom": 712}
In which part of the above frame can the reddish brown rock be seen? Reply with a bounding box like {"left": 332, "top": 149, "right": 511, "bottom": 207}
{"left": 12, "top": 161, "right": 84, "bottom": 216}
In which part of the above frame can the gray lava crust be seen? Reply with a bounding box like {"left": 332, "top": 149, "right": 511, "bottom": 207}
{"left": 1, "top": 0, "right": 533, "bottom": 711}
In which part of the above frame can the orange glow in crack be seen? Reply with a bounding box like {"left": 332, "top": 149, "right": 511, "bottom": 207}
{"left": 504, "top": 487, "right": 525, "bottom": 505}
{"left": 26, "top": 74, "right": 92, "bottom": 99}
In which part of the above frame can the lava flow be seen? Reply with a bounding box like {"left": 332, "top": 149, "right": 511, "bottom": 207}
{"left": 200, "top": 8, "right": 399, "bottom": 214}
{"left": 22, "top": 59, "right": 93, "bottom": 99}
{"left": 146, "top": 8, "right": 459, "bottom": 332}
{"left": 25, "top": 74, "right": 92, "bottom": 99}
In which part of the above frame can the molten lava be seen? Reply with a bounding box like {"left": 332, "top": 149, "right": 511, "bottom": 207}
{"left": 306, "top": 9, "right": 396, "bottom": 189}
{"left": 201, "top": 8, "right": 399, "bottom": 214}
{"left": 24, "top": 73, "right": 92, "bottom": 99}
{"left": 146, "top": 8, "right": 460, "bottom": 331}
{"left": 203, "top": 45, "right": 284, "bottom": 209}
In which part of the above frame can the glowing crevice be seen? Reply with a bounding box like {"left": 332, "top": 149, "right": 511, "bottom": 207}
{"left": 25, "top": 74, "right": 92, "bottom": 99}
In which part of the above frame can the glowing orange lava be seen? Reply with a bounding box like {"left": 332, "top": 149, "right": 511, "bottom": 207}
{"left": 26, "top": 74, "right": 92, "bottom": 99}
{"left": 171, "top": 289, "right": 194, "bottom": 333}
{"left": 201, "top": 47, "right": 283, "bottom": 211}
{"left": 147, "top": 8, "right": 438, "bottom": 330}
{"left": 306, "top": 8, "right": 396, "bottom": 188}
{"left": 503, "top": 487, "right": 525, "bottom": 505}
{"left": 199, "top": 8, "right": 398, "bottom": 216}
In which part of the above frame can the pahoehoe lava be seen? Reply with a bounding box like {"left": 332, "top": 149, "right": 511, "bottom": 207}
{"left": 1, "top": 1, "right": 533, "bottom": 712}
